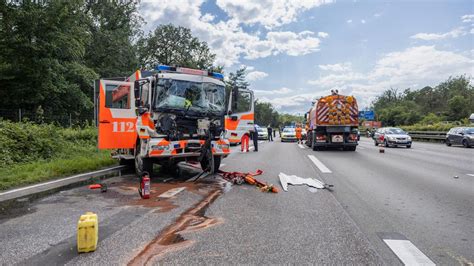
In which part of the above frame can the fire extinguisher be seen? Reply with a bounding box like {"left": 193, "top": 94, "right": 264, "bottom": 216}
{"left": 139, "top": 172, "right": 150, "bottom": 199}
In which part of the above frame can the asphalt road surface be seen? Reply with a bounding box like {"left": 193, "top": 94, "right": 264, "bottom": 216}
{"left": 0, "top": 137, "right": 472, "bottom": 265}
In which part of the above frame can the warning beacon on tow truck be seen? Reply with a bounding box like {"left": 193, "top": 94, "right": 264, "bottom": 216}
{"left": 95, "top": 65, "right": 254, "bottom": 175}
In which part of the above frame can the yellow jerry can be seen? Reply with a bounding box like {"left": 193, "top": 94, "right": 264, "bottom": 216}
{"left": 77, "top": 212, "right": 98, "bottom": 253}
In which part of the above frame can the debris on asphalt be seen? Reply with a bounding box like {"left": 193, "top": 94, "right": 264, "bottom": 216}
{"left": 279, "top": 173, "right": 333, "bottom": 191}
{"left": 219, "top": 170, "right": 278, "bottom": 193}
{"left": 89, "top": 183, "right": 108, "bottom": 192}
{"left": 77, "top": 212, "right": 98, "bottom": 253}
{"left": 453, "top": 175, "right": 459, "bottom": 179}
{"left": 100, "top": 183, "right": 108, "bottom": 193}
{"left": 88, "top": 184, "right": 102, "bottom": 190}
{"left": 379, "top": 144, "right": 385, "bottom": 153}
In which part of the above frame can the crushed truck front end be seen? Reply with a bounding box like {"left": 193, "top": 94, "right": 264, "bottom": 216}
{"left": 98, "top": 65, "right": 233, "bottom": 175}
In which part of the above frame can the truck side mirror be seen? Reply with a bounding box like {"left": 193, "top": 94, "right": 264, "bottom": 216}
{"left": 134, "top": 80, "right": 141, "bottom": 107}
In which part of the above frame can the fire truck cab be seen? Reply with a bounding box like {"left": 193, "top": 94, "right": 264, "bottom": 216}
{"left": 96, "top": 66, "right": 251, "bottom": 175}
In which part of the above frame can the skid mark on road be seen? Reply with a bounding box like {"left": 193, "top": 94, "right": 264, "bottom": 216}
{"left": 307, "top": 155, "right": 332, "bottom": 173}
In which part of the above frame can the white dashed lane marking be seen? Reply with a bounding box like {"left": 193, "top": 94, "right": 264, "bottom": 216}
{"left": 298, "top": 144, "right": 306, "bottom": 149}
{"left": 307, "top": 155, "right": 332, "bottom": 173}
{"left": 467, "top": 174, "right": 474, "bottom": 177}
{"left": 383, "top": 239, "right": 435, "bottom": 265}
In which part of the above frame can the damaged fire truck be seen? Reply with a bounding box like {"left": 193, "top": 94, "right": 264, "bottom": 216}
{"left": 95, "top": 65, "right": 254, "bottom": 176}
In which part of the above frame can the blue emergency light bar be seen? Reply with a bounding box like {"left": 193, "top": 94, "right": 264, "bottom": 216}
{"left": 155, "top": 65, "right": 224, "bottom": 80}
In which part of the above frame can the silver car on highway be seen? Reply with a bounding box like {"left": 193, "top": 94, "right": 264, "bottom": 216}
{"left": 373, "top": 127, "right": 412, "bottom": 148}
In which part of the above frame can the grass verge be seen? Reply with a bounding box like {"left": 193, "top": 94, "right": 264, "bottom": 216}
{"left": 0, "top": 149, "right": 115, "bottom": 191}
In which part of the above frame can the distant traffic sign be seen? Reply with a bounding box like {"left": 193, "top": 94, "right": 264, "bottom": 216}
{"left": 359, "top": 111, "right": 375, "bottom": 120}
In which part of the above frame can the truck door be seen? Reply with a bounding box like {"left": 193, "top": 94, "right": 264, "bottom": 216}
{"left": 98, "top": 79, "right": 137, "bottom": 149}
{"left": 225, "top": 88, "right": 254, "bottom": 143}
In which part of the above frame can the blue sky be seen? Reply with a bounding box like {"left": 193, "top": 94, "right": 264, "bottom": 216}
{"left": 140, "top": 0, "right": 474, "bottom": 114}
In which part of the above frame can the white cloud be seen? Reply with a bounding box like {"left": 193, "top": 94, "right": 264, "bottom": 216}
{"left": 254, "top": 87, "right": 294, "bottom": 96}
{"left": 307, "top": 46, "right": 474, "bottom": 108}
{"left": 461, "top": 14, "right": 474, "bottom": 23}
{"left": 346, "top": 19, "right": 353, "bottom": 23}
{"left": 361, "top": 19, "right": 366, "bottom": 24}
{"left": 246, "top": 71, "right": 269, "bottom": 81}
{"left": 317, "top": 31, "right": 329, "bottom": 38}
{"left": 411, "top": 27, "right": 467, "bottom": 40}
{"left": 139, "top": 0, "right": 325, "bottom": 67}
{"left": 318, "top": 62, "right": 352, "bottom": 72}
{"left": 215, "top": 0, "right": 333, "bottom": 29}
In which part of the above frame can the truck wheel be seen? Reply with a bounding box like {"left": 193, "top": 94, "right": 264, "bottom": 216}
{"left": 134, "top": 140, "right": 153, "bottom": 176}
{"left": 348, "top": 146, "right": 357, "bottom": 151}
{"left": 200, "top": 155, "right": 221, "bottom": 173}
{"left": 312, "top": 145, "right": 320, "bottom": 151}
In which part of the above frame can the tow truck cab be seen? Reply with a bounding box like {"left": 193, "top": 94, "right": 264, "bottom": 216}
{"left": 96, "top": 65, "right": 253, "bottom": 175}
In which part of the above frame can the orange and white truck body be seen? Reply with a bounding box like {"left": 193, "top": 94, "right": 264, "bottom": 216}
{"left": 224, "top": 88, "right": 255, "bottom": 145}
{"left": 96, "top": 66, "right": 237, "bottom": 174}
{"left": 306, "top": 94, "right": 359, "bottom": 151}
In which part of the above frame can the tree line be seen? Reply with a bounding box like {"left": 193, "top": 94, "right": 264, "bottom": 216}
{"left": 0, "top": 0, "right": 300, "bottom": 127}
{"left": 371, "top": 76, "right": 473, "bottom": 126}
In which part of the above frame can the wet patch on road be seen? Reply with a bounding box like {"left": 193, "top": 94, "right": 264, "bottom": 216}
{"left": 128, "top": 185, "right": 223, "bottom": 265}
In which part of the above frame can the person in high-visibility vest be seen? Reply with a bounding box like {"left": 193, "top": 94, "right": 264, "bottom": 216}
{"left": 295, "top": 125, "right": 303, "bottom": 144}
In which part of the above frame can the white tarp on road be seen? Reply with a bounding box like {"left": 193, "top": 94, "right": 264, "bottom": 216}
{"left": 279, "top": 172, "right": 327, "bottom": 191}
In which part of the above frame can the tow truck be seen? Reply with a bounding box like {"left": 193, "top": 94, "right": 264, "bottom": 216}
{"left": 96, "top": 65, "right": 253, "bottom": 175}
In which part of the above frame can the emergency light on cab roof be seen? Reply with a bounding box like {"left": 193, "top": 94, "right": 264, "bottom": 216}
{"left": 155, "top": 65, "right": 224, "bottom": 80}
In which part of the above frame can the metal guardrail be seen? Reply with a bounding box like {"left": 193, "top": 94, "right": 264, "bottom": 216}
{"left": 0, "top": 165, "right": 129, "bottom": 204}
{"left": 407, "top": 131, "right": 446, "bottom": 141}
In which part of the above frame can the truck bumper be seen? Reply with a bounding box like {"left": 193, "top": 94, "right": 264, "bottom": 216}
{"left": 314, "top": 142, "right": 357, "bottom": 147}
{"left": 147, "top": 138, "right": 230, "bottom": 158}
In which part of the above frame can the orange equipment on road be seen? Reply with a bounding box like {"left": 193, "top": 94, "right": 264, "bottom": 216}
{"left": 219, "top": 169, "right": 278, "bottom": 193}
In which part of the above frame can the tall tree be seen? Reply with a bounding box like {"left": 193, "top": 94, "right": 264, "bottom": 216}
{"left": 138, "top": 24, "right": 216, "bottom": 70}
{"left": 84, "top": 0, "right": 141, "bottom": 78}
{"left": 0, "top": 0, "right": 96, "bottom": 117}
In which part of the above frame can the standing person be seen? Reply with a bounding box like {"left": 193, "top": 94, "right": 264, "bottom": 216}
{"left": 267, "top": 126, "right": 273, "bottom": 141}
{"left": 295, "top": 124, "right": 303, "bottom": 144}
{"left": 273, "top": 128, "right": 276, "bottom": 138}
{"left": 253, "top": 125, "right": 259, "bottom": 152}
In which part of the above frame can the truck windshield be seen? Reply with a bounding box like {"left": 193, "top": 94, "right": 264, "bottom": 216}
{"left": 154, "top": 79, "right": 226, "bottom": 114}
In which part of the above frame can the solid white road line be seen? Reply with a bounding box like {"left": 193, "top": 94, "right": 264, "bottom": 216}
{"left": 298, "top": 144, "right": 306, "bottom": 149}
{"left": 383, "top": 239, "right": 435, "bottom": 265}
{"left": 307, "top": 155, "right": 332, "bottom": 173}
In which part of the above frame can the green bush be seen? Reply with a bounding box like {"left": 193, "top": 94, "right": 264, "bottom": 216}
{"left": 0, "top": 121, "right": 101, "bottom": 167}
{"left": 0, "top": 121, "right": 116, "bottom": 190}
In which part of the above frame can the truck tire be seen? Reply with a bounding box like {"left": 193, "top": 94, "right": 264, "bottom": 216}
{"left": 134, "top": 140, "right": 153, "bottom": 176}
{"left": 345, "top": 146, "right": 356, "bottom": 151}
{"left": 200, "top": 155, "right": 221, "bottom": 173}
